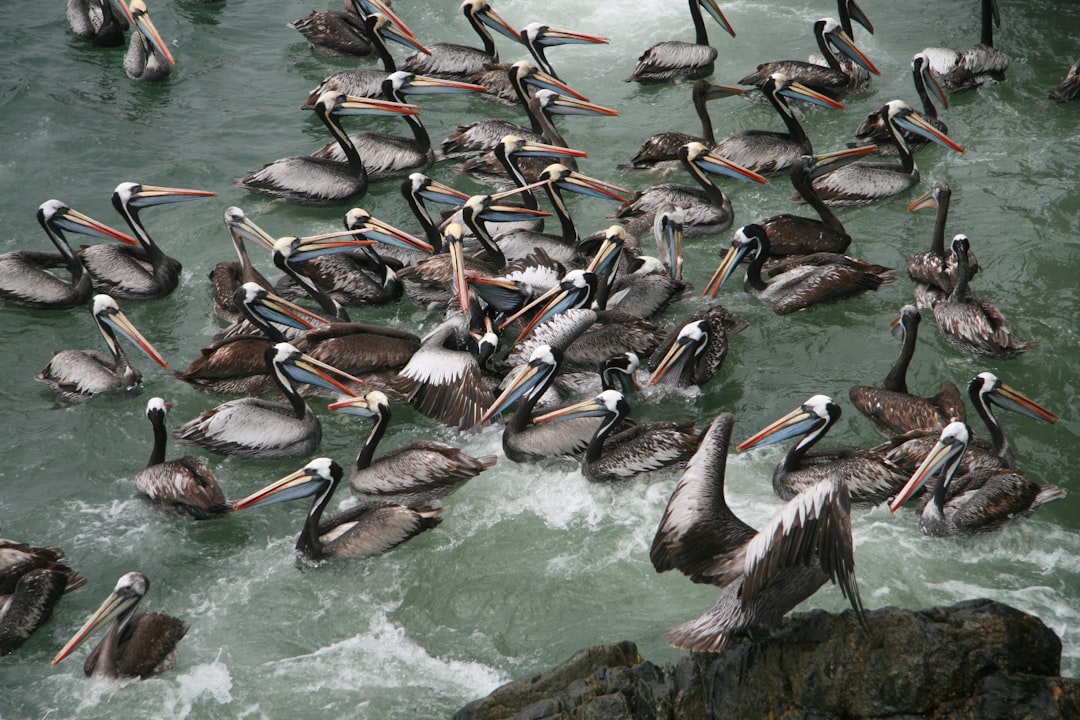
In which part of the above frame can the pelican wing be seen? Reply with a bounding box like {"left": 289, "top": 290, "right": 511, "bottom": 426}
{"left": 318, "top": 504, "right": 442, "bottom": 558}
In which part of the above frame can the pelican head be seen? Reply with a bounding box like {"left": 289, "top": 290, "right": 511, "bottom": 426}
{"left": 889, "top": 421, "right": 970, "bottom": 512}
{"left": 52, "top": 571, "right": 150, "bottom": 667}
{"left": 232, "top": 457, "right": 342, "bottom": 511}
{"left": 737, "top": 394, "right": 838, "bottom": 451}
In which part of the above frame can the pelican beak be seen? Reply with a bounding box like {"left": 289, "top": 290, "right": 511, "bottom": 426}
{"left": 700, "top": 0, "right": 736, "bottom": 37}
{"left": 526, "top": 24, "right": 609, "bottom": 48}
{"left": 283, "top": 351, "right": 365, "bottom": 397}
{"left": 475, "top": 194, "right": 552, "bottom": 222}
{"left": 520, "top": 67, "right": 592, "bottom": 101}
{"left": 55, "top": 207, "right": 139, "bottom": 245}
{"left": 477, "top": 4, "right": 522, "bottom": 43}
{"left": 889, "top": 437, "right": 958, "bottom": 512}
{"left": 509, "top": 139, "right": 589, "bottom": 159}
{"left": 226, "top": 210, "right": 277, "bottom": 251}
{"left": 130, "top": 0, "right": 175, "bottom": 66}
{"left": 328, "top": 394, "right": 378, "bottom": 417}
{"left": 544, "top": 94, "right": 620, "bottom": 117}
{"left": 353, "top": 216, "right": 434, "bottom": 254}
{"left": 827, "top": 26, "right": 879, "bottom": 75}
{"left": 918, "top": 59, "right": 949, "bottom": 110}
{"left": 907, "top": 186, "right": 940, "bottom": 212}
{"left": 778, "top": 79, "right": 847, "bottom": 109}
{"left": 103, "top": 304, "right": 169, "bottom": 369}
{"left": 280, "top": 231, "right": 376, "bottom": 263}
{"left": 246, "top": 290, "right": 323, "bottom": 332}
{"left": 585, "top": 229, "right": 625, "bottom": 277}
{"left": 376, "top": 13, "right": 428, "bottom": 54}
{"left": 357, "top": 0, "right": 416, "bottom": 38}
{"left": 400, "top": 75, "right": 488, "bottom": 95}
{"left": 889, "top": 311, "right": 905, "bottom": 341}
{"left": 656, "top": 211, "right": 684, "bottom": 281}
{"left": 692, "top": 148, "right": 769, "bottom": 184}
{"left": 512, "top": 278, "right": 589, "bottom": 343}
{"left": 892, "top": 108, "right": 965, "bottom": 153}
{"left": 411, "top": 174, "right": 470, "bottom": 207}
{"left": 447, "top": 232, "right": 473, "bottom": 316}
{"left": 648, "top": 328, "right": 701, "bottom": 387}
{"left": 478, "top": 361, "right": 547, "bottom": 424}
{"left": 988, "top": 383, "right": 1059, "bottom": 425}
{"left": 531, "top": 395, "right": 608, "bottom": 424}
{"left": 232, "top": 464, "right": 326, "bottom": 511}
{"left": 736, "top": 406, "right": 820, "bottom": 451}
{"left": 550, "top": 169, "right": 632, "bottom": 203}
{"left": 51, "top": 584, "right": 141, "bottom": 666}
{"left": 331, "top": 95, "right": 421, "bottom": 117}
{"left": 125, "top": 184, "right": 217, "bottom": 208}
{"left": 847, "top": 0, "right": 874, "bottom": 34}
{"left": 702, "top": 242, "right": 750, "bottom": 299}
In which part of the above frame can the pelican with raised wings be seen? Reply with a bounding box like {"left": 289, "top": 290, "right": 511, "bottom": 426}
{"left": 627, "top": 0, "right": 735, "bottom": 84}
{"left": 921, "top": 0, "right": 1008, "bottom": 92}
{"left": 652, "top": 412, "right": 862, "bottom": 652}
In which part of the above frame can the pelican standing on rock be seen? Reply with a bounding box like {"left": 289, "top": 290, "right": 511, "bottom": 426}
{"left": 627, "top": 0, "right": 735, "bottom": 84}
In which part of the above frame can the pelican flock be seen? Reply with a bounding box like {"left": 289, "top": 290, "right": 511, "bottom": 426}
{"left": 12, "top": 1, "right": 1073, "bottom": 709}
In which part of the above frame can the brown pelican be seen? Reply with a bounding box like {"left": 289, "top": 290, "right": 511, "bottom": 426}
{"left": 808, "top": 100, "right": 965, "bottom": 207}
{"left": 209, "top": 207, "right": 280, "bottom": 324}
{"left": 532, "top": 389, "right": 700, "bottom": 483}
{"left": 932, "top": 234, "right": 1037, "bottom": 359}
{"left": 905, "top": 182, "right": 979, "bottom": 309}
{"left": 0, "top": 200, "right": 137, "bottom": 310}
{"left": 848, "top": 305, "right": 965, "bottom": 438}
{"left": 737, "top": 394, "right": 907, "bottom": 506}
{"left": 0, "top": 531, "right": 86, "bottom": 657}
{"left": 648, "top": 305, "right": 748, "bottom": 389}
{"left": 888, "top": 421, "right": 1065, "bottom": 535}
{"left": 121, "top": 0, "right": 175, "bottom": 82}
{"left": 237, "top": 92, "right": 420, "bottom": 206}
{"left": 853, "top": 53, "right": 949, "bottom": 157}
{"left": 36, "top": 295, "right": 169, "bottom": 403}
{"left": 51, "top": 572, "right": 188, "bottom": 679}
{"left": 232, "top": 458, "right": 443, "bottom": 565}
{"left": 615, "top": 142, "right": 769, "bottom": 237}
{"left": 921, "top": 0, "right": 1008, "bottom": 92}
{"left": 625, "top": 80, "right": 738, "bottom": 173}
{"left": 77, "top": 182, "right": 215, "bottom": 301}
{"left": 300, "top": 13, "right": 431, "bottom": 107}
{"left": 1050, "top": 59, "right": 1080, "bottom": 102}
{"left": 703, "top": 223, "right": 896, "bottom": 315}
{"left": 400, "top": 0, "right": 521, "bottom": 81}
{"left": 134, "top": 397, "right": 230, "bottom": 519}
{"left": 288, "top": 0, "right": 411, "bottom": 58}
{"left": 173, "top": 342, "right": 363, "bottom": 459}
{"left": 739, "top": 18, "right": 879, "bottom": 100}
{"left": 67, "top": 0, "right": 129, "bottom": 46}
{"left": 627, "top": 0, "right": 735, "bottom": 84}
{"left": 329, "top": 391, "right": 497, "bottom": 505}
{"left": 652, "top": 413, "right": 862, "bottom": 653}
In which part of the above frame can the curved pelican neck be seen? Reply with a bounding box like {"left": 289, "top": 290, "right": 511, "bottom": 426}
{"left": 298, "top": 475, "right": 337, "bottom": 560}
{"left": 39, "top": 212, "right": 86, "bottom": 282}
{"left": 765, "top": 84, "right": 810, "bottom": 146}
{"left": 466, "top": 7, "right": 499, "bottom": 59}
{"left": 112, "top": 195, "right": 159, "bottom": 260}
{"left": 969, "top": 384, "right": 1011, "bottom": 467}
{"left": 814, "top": 23, "right": 843, "bottom": 72}
{"left": 783, "top": 415, "right": 832, "bottom": 471}
{"left": 354, "top": 404, "right": 390, "bottom": 472}
{"left": 541, "top": 181, "right": 578, "bottom": 242}
{"left": 929, "top": 189, "right": 951, "bottom": 257}
{"left": 316, "top": 102, "right": 366, "bottom": 178}
{"left": 692, "top": 83, "right": 717, "bottom": 145}
{"left": 881, "top": 315, "right": 916, "bottom": 393}
{"left": 147, "top": 410, "right": 168, "bottom": 466}
{"left": 584, "top": 404, "right": 624, "bottom": 464}
{"left": 689, "top": 0, "right": 711, "bottom": 46}
{"left": 790, "top": 163, "right": 845, "bottom": 234}
{"left": 460, "top": 205, "right": 507, "bottom": 268}
{"left": 980, "top": 0, "right": 997, "bottom": 47}
{"left": 270, "top": 358, "right": 311, "bottom": 419}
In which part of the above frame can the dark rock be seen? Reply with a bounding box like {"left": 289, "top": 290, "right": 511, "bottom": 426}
{"left": 453, "top": 600, "right": 1080, "bottom": 720}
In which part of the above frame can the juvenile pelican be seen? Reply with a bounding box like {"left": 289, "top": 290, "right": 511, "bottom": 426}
{"left": 921, "top": 0, "right": 1008, "bottom": 92}
{"left": 288, "top": 0, "right": 410, "bottom": 58}
{"left": 121, "top": 0, "right": 176, "bottom": 82}
{"left": 625, "top": 80, "right": 738, "bottom": 173}
{"left": 209, "top": 207, "right": 279, "bottom": 324}
{"left": 905, "top": 182, "right": 979, "bottom": 308}
{"left": 627, "top": 0, "right": 735, "bottom": 84}
{"left": 36, "top": 295, "right": 169, "bottom": 403}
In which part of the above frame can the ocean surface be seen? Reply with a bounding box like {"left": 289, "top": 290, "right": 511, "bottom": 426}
{"left": 1, "top": 0, "right": 1078, "bottom": 717}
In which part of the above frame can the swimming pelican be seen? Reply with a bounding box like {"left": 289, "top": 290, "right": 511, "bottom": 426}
{"left": 67, "top": 0, "right": 129, "bottom": 46}
{"left": 134, "top": 397, "right": 230, "bottom": 519}
{"left": 232, "top": 458, "right": 442, "bottom": 565}
{"left": 0, "top": 532, "right": 86, "bottom": 657}
{"left": 532, "top": 389, "right": 700, "bottom": 483}
{"left": 0, "top": 200, "right": 137, "bottom": 310}
{"left": 932, "top": 234, "right": 1037, "bottom": 359}
{"left": 848, "top": 305, "right": 965, "bottom": 438}
{"left": 806, "top": 0, "right": 875, "bottom": 94}
{"left": 905, "top": 182, "right": 979, "bottom": 308}
{"left": 120, "top": 0, "right": 176, "bottom": 82}
{"left": 237, "top": 92, "right": 420, "bottom": 206}
{"left": 209, "top": 207, "right": 280, "bottom": 324}
{"left": 921, "top": 0, "right": 1008, "bottom": 92}
{"left": 288, "top": 0, "right": 411, "bottom": 58}
{"left": 625, "top": 80, "right": 739, "bottom": 173}
{"left": 853, "top": 53, "right": 949, "bottom": 157}
{"left": 808, "top": 100, "right": 965, "bottom": 207}
{"left": 51, "top": 572, "right": 187, "bottom": 679}
{"left": 648, "top": 305, "right": 748, "bottom": 388}
{"left": 271, "top": 233, "right": 384, "bottom": 322}
{"left": 739, "top": 18, "right": 879, "bottom": 100}
{"left": 737, "top": 394, "right": 907, "bottom": 506}
{"left": 36, "top": 295, "right": 169, "bottom": 403}
{"left": 1050, "top": 59, "right": 1080, "bottom": 102}
{"left": 652, "top": 412, "right": 862, "bottom": 653}
{"left": 329, "top": 391, "right": 497, "bottom": 505}
{"left": 600, "top": 210, "right": 688, "bottom": 319}
{"left": 400, "top": 0, "right": 521, "bottom": 81}
{"left": 77, "top": 182, "right": 215, "bottom": 301}
{"left": 627, "top": 0, "right": 735, "bottom": 84}
{"left": 703, "top": 224, "right": 896, "bottom": 314}
{"left": 172, "top": 342, "right": 363, "bottom": 459}
{"left": 888, "top": 421, "right": 1065, "bottom": 535}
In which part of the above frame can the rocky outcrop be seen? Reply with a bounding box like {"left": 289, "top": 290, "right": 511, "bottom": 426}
{"left": 453, "top": 599, "right": 1080, "bottom": 720}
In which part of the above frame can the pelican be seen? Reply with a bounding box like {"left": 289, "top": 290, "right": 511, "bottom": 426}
{"left": 232, "top": 458, "right": 443, "bottom": 565}
{"left": 51, "top": 572, "right": 187, "bottom": 679}
{"left": 648, "top": 305, "right": 748, "bottom": 389}
{"left": 703, "top": 224, "right": 896, "bottom": 315}
{"left": 36, "top": 295, "right": 169, "bottom": 403}
{"left": 808, "top": 100, "right": 966, "bottom": 207}
{"left": 888, "top": 421, "right": 1065, "bottom": 536}
{"left": 271, "top": 233, "right": 383, "bottom": 323}
{"left": 627, "top": 0, "right": 735, "bottom": 84}
{"left": 652, "top": 412, "right": 862, "bottom": 653}
{"left": 209, "top": 207, "right": 279, "bottom": 324}
{"left": 625, "top": 80, "right": 740, "bottom": 173}
{"left": 602, "top": 211, "right": 689, "bottom": 319}
{"left": 737, "top": 394, "right": 908, "bottom": 506}
{"left": 921, "top": 0, "right": 1008, "bottom": 92}
{"left": 400, "top": 0, "right": 521, "bottom": 81}
{"left": 532, "top": 389, "right": 700, "bottom": 483}
{"left": 134, "top": 397, "right": 230, "bottom": 519}
{"left": 806, "top": 0, "right": 875, "bottom": 94}
{"left": 329, "top": 391, "right": 497, "bottom": 505}
{"left": 237, "top": 92, "right": 420, "bottom": 206}
{"left": 0, "top": 532, "right": 86, "bottom": 657}
{"left": 739, "top": 18, "right": 879, "bottom": 100}
{"left": 399, "top": 173, "right": 471, "bottom": 255}
{"left": 1050, "top": 59, "right": 1080, "bottom": 102}
{"left": 67, "top": 0, "right": 129, "bottom": 46}
{"left": 172, "top": 342, "right": 363, "bottom": 459}
{"left": 934, "top": 234, "right": 1037, "bottom": 359}
{"left": 905, "top": 182, "right": 979, "bottom": 308}
{"left": 77, "top": 182, "right": 215, "bottom": 301}
{"left": 853, "top": 53, "right": 949, "bottom": 157}
{"left": 309, "top": 72, "right": 488, "bottom": 179}
{"left": 0, "top": 200, "right": 137, "bottom": 310}
{"left": 300, "top": 13, "right": 431, "bottom": 107}
{"left": 615, "top": 142, "right": 769, "bottom": 237}
{"left": 288, "top": 0, "right": 411, "bottom": 58}
{"left": 848, "top": 305, "right": 965, "bottom": 438}
{"left": 121, "top": 0, "right": 176, "bottom": 82}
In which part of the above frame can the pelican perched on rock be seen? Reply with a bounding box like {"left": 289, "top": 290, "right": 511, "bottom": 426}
{"left": 737, "top": 394, "right": 907, "bottom": 506}
{"left": 232, "top": 458, "right": 442, "bottom": 565}
{"left": 134, "top": 398, "right": 230, "bottom": 519}
{"left": 905, "top": 182, "right": 979, "bottom": 308}
{"left": 921, "top": 0, "right": 1008, "bottom": 92}
{"left": 238, "top": 92, "right": 420, "bottom": 206}
{"left": 67, "top": 0, "right": 129, "bottom": 46}
{"left": 36, "top": 295, "right": 169, "bottom": 403}
{"left": 0, "top": 200, "right": 137, "bottom": 310}
{"left": 627, "top": 0, "right": 735, "bottom": 84}
{"left": 330, "top": 391, "right": 497, "bottom": 505}
{"left": 121, "top": 0, "right": 175, "bottom": 82}
{"left": 849, "top": 305, "right": 965, "bottom": 438}
{"left": 888, "top": 421, "right": 1065, "bottom": 536}
{"left": 652, "top": 412, "right": 862, "bottom": 653}
{"left": 648, "top": 305, "right": 748, "bottom": 389}
{"left": 704, "top": 224, "right": 896, "bottom": 315}
{"left": 400, "top": 0, "right": 521, "bottom": 81}
{"left": 77, "top": 182, "right": 215, "bottom": 301}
